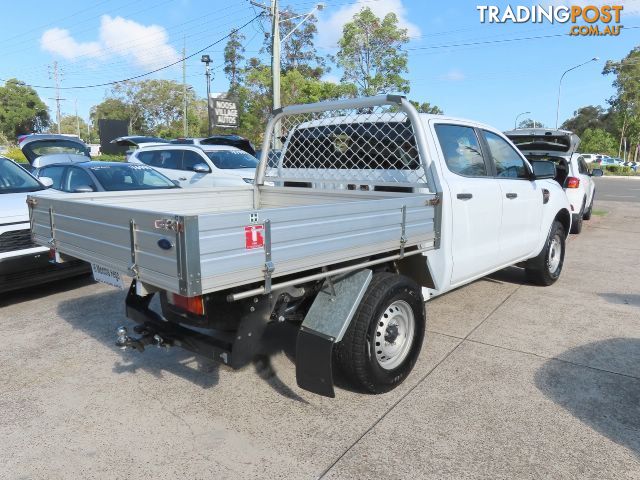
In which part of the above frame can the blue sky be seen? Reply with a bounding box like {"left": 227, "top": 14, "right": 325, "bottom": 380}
{"left": 1, "top": 0, "right": 638, "bottom": 131}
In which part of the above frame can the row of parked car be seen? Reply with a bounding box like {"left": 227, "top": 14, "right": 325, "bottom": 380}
{"left": 1, "top": 124, "right": 603, "bottom": 295}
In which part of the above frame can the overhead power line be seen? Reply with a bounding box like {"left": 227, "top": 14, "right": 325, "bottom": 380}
{"left": 0, "top": 13, "right": 264, "bottom": 90}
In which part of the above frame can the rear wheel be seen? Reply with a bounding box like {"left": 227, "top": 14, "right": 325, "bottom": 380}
{"left": 334, "top": 272, "right": 425, "bottom": 394}
{"left": 525, "top": 220, "right": 566, "bottom": 286}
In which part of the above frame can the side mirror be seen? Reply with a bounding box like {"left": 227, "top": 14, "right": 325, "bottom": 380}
{"left": 591, "top": 168, "right": 604, "bottom": 177}
{"left": 39, "top": 177, "right": 54, "bottom": 188}
{"left": 529, "top": 160, "right": 556, "bottom": 180}
{"left": 192, "top": 163, "right": 210, "bottom": 173}
{"left": 73, "top": 185, "right": 96, "bottom": 193}
{"left": 172, "top": 180, "right": 181, "bottom": 187}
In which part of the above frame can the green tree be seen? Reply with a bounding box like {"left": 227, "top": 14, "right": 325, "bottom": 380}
{"left": 579, "top": 128, "right": 618, "bottom": 155}
{"left": 603, "top": 47, "right": 640, "bottom": 159}
{"left": 238, "top": 62, "right": 356, "bottom": 144}
{"left": 561, "top": 105, "right": 616, "bottom": 136}
{"left": 51, "top": 115, "right": 88, "bottom": 138}
{"left": 518, "top": 118, "right": 545, "bottom": 129}
{"left": 261, "top": 7, "right": 326, "bottom": 79}
{"left": 410, "top": 101, "right": 443, "bottom": 115}
{"left": 0, "top": 78, "right": 50, "bottom": 138}
{"left": 110, "top": 79, "right": 196, "bottom": 135}
{"left": 336, "top": 7, "right": 410, "bottom": 96}
{"left": 224, "top": 29, "right": 246, "bottom": 90}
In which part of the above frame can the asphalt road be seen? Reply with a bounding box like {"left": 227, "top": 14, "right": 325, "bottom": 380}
{"left": 595, "top": 175, "right": 640, "bottom": 203}
{"left": 1, "top": 180, "right": 639, "bottom": 479}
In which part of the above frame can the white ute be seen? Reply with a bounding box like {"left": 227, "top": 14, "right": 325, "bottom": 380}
{"left": 29, "top": 96, "right": 571, "bottom": 397}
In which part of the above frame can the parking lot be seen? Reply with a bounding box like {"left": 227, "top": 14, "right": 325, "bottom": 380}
{"left": 1, "top": 176, "right": 638, "bottom": 479}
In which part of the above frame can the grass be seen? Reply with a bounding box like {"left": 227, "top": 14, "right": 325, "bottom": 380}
{"left": 591, "top": 209, "right": 608, "bottom": 216}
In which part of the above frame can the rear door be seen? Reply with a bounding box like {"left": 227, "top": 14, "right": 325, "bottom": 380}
{"left": 433, "top": 123, "right": 502, "bottom": 284}
{"left": 481, "top": 130, "right": 542, "bottom": 263}
{"left": 576, "top": 156, "right": 594, "bottom": 204}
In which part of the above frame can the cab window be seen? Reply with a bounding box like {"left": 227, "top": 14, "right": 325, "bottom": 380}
{"left": 434, "top": 124, "right": 488, "bottom": 177}
{"left": 483, "top": 131, "right": 530, "bottom": 179}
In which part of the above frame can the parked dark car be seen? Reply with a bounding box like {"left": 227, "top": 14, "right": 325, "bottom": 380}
{"left": 33, "top": 162, "right": 179, "bottom": 193}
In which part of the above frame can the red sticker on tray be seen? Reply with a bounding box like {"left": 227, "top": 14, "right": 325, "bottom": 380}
{"left": 244, "top": 225, "right": 264, "bottom": 249}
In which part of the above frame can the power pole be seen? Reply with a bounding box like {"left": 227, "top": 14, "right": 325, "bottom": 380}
{"left": 48, "top": 61, "right": 65, "bottom": 134}
{"left": 201, "top": 55, "right": 212, "bottom": 136}
{"left": 74, "top": 99, "right": 80, "bottom": 138}
{"left": 182, "top": 38, "right": 188, "bottom": 137}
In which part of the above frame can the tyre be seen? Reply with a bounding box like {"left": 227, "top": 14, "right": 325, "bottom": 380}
{"left": 334, "top": 272, "right": 425, "bottom": 394}
{"left": 570, "top": 199, "right": 585, "bottom": 234}
{"left": 525, "top": 220, "right": 566, "bottom": 286}
{"left": 583, "top": 192, "right": 594, "bottom": 220}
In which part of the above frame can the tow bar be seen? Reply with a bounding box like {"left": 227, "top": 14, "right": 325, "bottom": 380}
{"left": 115, "top": 325, "right": 171, "bottom": 352}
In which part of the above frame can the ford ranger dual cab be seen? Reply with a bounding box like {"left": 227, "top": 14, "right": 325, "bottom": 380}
{"left": 29, "top": 96, "right": 571, "bottom": 397}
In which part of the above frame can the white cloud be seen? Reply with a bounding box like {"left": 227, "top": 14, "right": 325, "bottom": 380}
{"left": 317, "top": 0, "right": 421, "bottom": 49}
{"left": 40, "top": 15, "right": 180, "bottom": 70}
{"left": 440, "top": 69, "right": 465, "bottom": 82}
{"left": 40, "top": 28, "right": 102, "bottom": 60}
{"left": 99, "top": 15, "right": 180, "bottom": 70}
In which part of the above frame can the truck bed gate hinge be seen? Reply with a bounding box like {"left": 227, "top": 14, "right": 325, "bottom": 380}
{"left": 263, "top": 219, "right": 275, "bottom": 293}
{"left": 129, "top": 218, "right": 139, "bottom": 278}
{"left": 399, "top": 205, "right": 407, "bottom": 258}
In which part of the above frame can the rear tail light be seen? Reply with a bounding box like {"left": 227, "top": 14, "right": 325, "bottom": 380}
{"left": 566, "top": 177, "right": 580, "bottom": 189}
{"left": 167, "top": 292, "right": 205, "bottom": 316}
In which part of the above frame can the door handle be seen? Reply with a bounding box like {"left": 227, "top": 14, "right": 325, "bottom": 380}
{"left": 456, "top": 193, "right": 473, "bottom": 200}
{"left": 506, "top": 193, "right": 518, "bottom": 199}
{"left": 178, "top": 177, "right": 187, "bottom": 181}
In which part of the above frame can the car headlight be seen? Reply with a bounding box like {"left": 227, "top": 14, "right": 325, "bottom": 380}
{"left": 263, "top": 181, "right": 275, "bottom": 187}
{"left": 243, "top": 178, "right": 255, "bottom": 184}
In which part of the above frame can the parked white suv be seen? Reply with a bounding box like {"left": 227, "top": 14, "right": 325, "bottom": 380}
{"left": 0, "top": 157, "right": 88, "bottom": 293}
{"left": 505, "top": 128, "right": 603, "bottom": 234}
{"left": 128, "top": 144, "right": 259, "bottom": 188}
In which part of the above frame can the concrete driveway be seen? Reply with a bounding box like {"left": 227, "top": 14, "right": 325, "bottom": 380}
{"left": 1, "top": 177, "right": 638, "bottom": 479}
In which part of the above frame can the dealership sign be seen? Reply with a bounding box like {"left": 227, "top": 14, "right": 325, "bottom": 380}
{"left": 211, "top": 98, "right": 239, "bottom": 128}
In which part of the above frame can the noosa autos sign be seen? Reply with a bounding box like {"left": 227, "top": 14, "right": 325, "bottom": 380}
{"left": 477, "top": 4, "right": 624, "bottom": 36}
{"left": 211, "top": 99, "right": 239, "bottom": 128}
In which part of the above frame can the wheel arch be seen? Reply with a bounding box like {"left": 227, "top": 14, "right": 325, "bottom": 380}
{"left": 555, "top": 208, "right": 571, "bottom": 238}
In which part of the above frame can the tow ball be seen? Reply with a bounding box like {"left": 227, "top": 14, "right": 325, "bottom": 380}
{"left": 115, "top": 326, "right": 170, "bottom": 352}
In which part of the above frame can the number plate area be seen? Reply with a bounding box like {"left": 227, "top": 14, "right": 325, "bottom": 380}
{"left": 91, "top": 263, "right": 125, "bottom": 289}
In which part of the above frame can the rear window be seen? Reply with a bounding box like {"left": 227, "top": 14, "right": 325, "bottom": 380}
{"left": 23, "top": 140, "right": 89, "bottom": 158}
{"left": 281, "top": 122, "right": 419, "bottom": 170}
{"left": 508, "top": 135, "right": 571, "bottom": 152}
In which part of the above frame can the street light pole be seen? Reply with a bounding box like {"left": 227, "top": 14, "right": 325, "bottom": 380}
{"left": 555, "top": 57, "right": 599, "bottom": 129}
{"left": 202, "top": 54, "right": 212, "bottom": 136}
{"left": 514, "top": 111, "right": 531, "bottom": 130}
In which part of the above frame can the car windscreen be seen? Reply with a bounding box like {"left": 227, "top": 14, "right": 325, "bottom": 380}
{"left": 22, "top": 139, "right": 89, "bottom": 160}
{"left": 0, "top": 158, "right": 44, "bottom": 193}
{"left": 205, "top": 150, "right": 259, "bottom": 169}
{"left": 88, "top": 164, "right": 177, "bottom": 191}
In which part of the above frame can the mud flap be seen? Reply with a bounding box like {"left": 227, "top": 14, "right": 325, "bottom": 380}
{"left": 295, "top": 269, "right": 372, "bottom": 397}
{"left": 296, "top": 328, "right": 336, "bottom": 397}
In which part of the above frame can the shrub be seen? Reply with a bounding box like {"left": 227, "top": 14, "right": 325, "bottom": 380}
{"left": 93, "top": 153, "right": 126, "bottom": 162}
{"left": 3, "top": 146, "right": 27, "bottom": 163}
